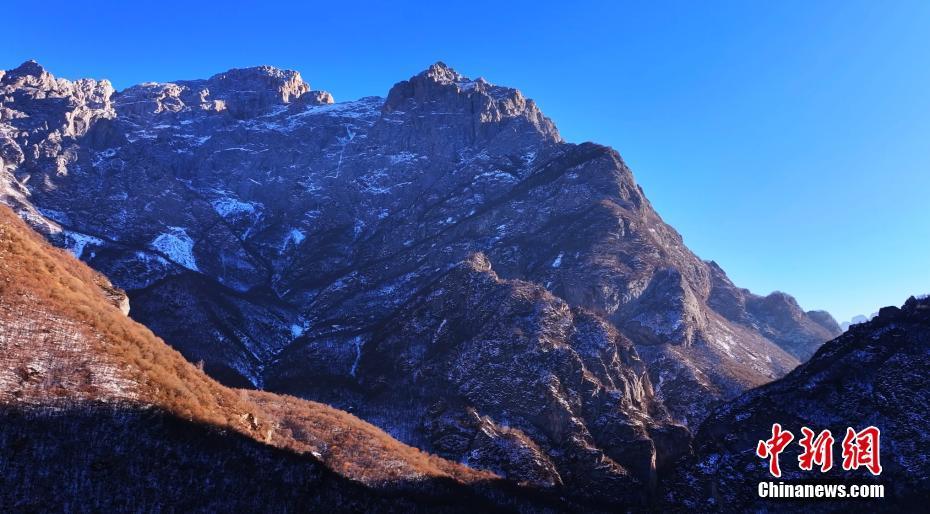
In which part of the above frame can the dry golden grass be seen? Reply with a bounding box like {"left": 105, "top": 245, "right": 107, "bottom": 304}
{"left": 247, "top": 390, "right": 493, "bottom": 484}
{"left": 0, "top": 206, "right": 492, "bottom": 485}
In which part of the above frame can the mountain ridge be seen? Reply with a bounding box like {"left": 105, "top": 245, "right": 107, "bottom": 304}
{"left": 0, "top": 59, "right": 840, "bottom": 502}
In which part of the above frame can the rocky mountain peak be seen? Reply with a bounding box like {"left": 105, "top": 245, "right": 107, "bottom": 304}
{"left": 6, "top": 59, "right": 49, "bottom": 80}
{"left": 0, "top": 61, "right": 115, "bottom": 181}
{"left": 805, "top": 308, "right": 841, "bottom": 333}
{"left": 706, "top": 260, "right": 841, "bottom": 361}
{"left": 422, "top": 61, "right": 465, "bottom": 84}
{"left": 114, "top": 64, "right": 331, "bottom": 120}
{"left": 381, "top": 61, "right": 560, "bottom": 155}
{"left": 203, "top": 64, "right": 312, "bottom": 103}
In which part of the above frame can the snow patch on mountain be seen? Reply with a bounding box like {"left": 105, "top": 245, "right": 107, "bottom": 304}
{"left": 284, "top": 97, "right": 382, "bottom": 129}
{"left": 151, "top": 227, "right": 198, "bottom": 271}
{"left": 211, "top": 197, "right": 262, "bottom": 218}
{"left": 281, "top": 228, "right": 306, "bottom": 251}
{"left": 633, "top": 309, "right": 684, "bottom": 336}
{"left": 134, "top": 250, "right": 169, "bottom": 266}
{"left": 389, "top": 152, "right": 419, "bottom": 165}
{"left": 38, "top": 208, "right": 69, "bottom": 225}
{"left": 349, "top": 335, "right": 365, "bottom": 377}
{"left": 64, "top": 231, "right": 103, "bottom": 259}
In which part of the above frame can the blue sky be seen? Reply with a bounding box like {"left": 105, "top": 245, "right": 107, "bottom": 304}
{"left": 5, "top": 0, "right": 929, "bottom": 322}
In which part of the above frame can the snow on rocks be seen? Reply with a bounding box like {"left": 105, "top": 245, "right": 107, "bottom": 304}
{"left": 211, "top": 197, "right": 262, "bottom": 218}
{"left": 150, "top": 227, "right": 198, "bottom": 271}
{"left": 64, "top": 231, "right": 104, "bottom": 259}
{"left": 281, "top": 228, "right": 306, "bottom": 251}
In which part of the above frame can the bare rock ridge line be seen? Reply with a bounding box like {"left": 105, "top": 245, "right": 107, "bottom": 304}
{"left": 0, "top": 59, "right": 840, "bottom": 505}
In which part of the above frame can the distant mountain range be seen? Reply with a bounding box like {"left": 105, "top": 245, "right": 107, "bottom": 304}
{"left": 3, "top": 60, "right": 918, "bottom": 511}
{"left": 840, "top": 313, "right": 878, "bottom": 331}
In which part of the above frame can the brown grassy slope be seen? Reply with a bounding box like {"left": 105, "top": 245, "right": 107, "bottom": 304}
{"left": 0, "top": 205, "right": 492, "bottom": 486}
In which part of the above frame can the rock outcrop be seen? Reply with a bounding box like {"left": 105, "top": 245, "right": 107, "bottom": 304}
{"left": 271, "top": 252, "right": 691, "bottom": 505}
{"left": 707, "top": 261, "right": 841, "bottom": 361}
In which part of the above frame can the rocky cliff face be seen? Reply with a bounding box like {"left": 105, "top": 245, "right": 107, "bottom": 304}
{"left": 0, "top": 60, "right": 839, "bottom": 501}
{"left": 271, "top": 252, "right": 691, "bottom": 505}
{"left": 706, "top": 261, "right": 841, "bottom": 361}
{"left": 666, "top": 295, "right": 930, "bottom": 511}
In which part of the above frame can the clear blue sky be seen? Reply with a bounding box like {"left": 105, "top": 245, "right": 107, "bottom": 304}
{"left": 6, "top": 0, "right": 929, "bottom": 322}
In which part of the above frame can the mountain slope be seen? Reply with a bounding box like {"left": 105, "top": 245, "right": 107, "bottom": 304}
{"left": 0, "top": 205, "right": 557, "bottom": 512}
{"left": 0, "top": 59, "right": 839, "bottom": 495}
{"left": 270, "top": 252, "right": 691, "bottom": 504}
{"left": 665, "top": 295, "right": 930, "bottom": 511}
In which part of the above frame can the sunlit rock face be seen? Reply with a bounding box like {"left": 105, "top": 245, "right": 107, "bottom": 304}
{"left": 0, "top": 59, "right": 839, "bottom": 503}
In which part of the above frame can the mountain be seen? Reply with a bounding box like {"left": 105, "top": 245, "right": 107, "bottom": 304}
{"left": 272, "top": 251, "right": 692, "bottom": 503}
{"left": 0, "top": 205, "right": 558, "bottom": 512}
{"left": 706, "top": 261, "right": 841, "bottom": 361}
{"left": 665, "top": 295, "right": 930, "bottom": 511}
{"left": 0, "top": 59, "right": 839, "bottom": 501}
{"left": 840, "top": 313, "right": 877, "bottom": 332}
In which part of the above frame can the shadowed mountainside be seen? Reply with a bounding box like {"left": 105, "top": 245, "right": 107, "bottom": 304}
{"left": 0, "top": 205, "right": 562, "bottom": 512}
{"left": 664, "top": 295, "right": 930, "bottom": 512}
